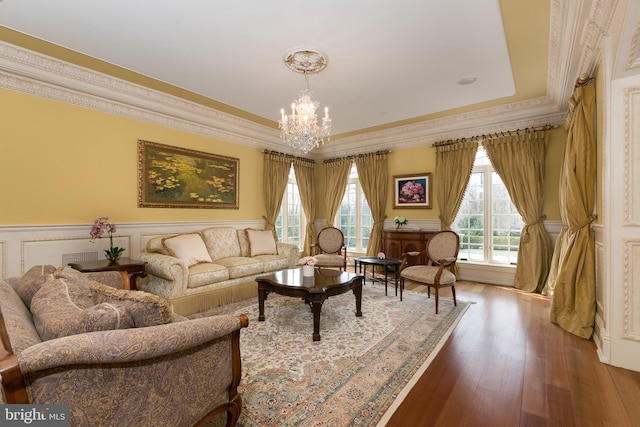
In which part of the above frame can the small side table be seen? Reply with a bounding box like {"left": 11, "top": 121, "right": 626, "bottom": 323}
{"left": 68, "top": 257, "right": 148, "bottom": 291}
{"left": 354, "top": 257, "right": 403, "bottom": 297}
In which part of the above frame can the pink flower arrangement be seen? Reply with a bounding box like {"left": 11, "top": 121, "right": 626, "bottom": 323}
{"left": 400, "top": 180, "right": 425, "bottom": 202}
{"left": 299, "top": 256, "right": 318, "bottom": 266}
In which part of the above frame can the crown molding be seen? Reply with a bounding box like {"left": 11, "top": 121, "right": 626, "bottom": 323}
{"left": 0, "top": 41, "right": 284, "bottom": 149}
{"left": 0, "top": 0, "right": 613, "bottom": 159}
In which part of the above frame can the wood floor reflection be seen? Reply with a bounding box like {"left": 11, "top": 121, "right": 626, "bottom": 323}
{"left": 351, "top": 272, "right": 640, "bottom": 427}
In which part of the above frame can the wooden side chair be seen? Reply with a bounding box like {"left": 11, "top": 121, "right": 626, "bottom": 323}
{"left": 310, "top": 227, "right": 347, "bottom": 270}
{"left": 399, "top": 230, "right": 459, "bottom": 313}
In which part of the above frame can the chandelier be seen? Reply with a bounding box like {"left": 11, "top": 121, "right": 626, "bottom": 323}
{"left": 279, "top": 49, "right": 332, "bottom": 154}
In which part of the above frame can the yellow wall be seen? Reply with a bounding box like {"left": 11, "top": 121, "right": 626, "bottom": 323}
{"left": 1, "top": 88, "right": 564, "bottom": 226}
{"left": 0, "top": 89, "right": 264, "bottom": 224}
{"left": 387, "top": 145, "right": 439, "bottom": 220}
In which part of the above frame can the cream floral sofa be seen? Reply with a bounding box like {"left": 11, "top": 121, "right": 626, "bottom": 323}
{"left": 138, "top": 226, "right": 300, "bottom": 315}
{"left": 0, "top": 265, "right": 248, "bottom": 427}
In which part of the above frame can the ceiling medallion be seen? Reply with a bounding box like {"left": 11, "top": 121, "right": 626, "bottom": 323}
{"left": 279, "top": 49, "right": 332, "bottom": 154}
{"left": 283, "top": 49, "right": 328, "bottom": 74}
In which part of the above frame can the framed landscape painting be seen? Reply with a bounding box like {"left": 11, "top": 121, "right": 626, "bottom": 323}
{"left": 393, "top": 173, "right": 432, "bottom": 209}
{"left": 138, "top": 140, "right": 239, "bottom": 209}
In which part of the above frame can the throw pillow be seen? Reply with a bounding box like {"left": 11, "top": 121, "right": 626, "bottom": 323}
{"left": 52, "top": 266, "right": 98, "bottom": 309}
{"left": 14, "top": 265, "right": 57, "bottom": 308}
{"left": 31, "top": 276, "right": 134, "bottom": 341}
{"left": 89, "top": 281, "right": 173, "bottom": 327}
{"left": 246, "top": 229, "right": 277, "bottom": 256}
{"left": 162, "top": 233, "right": 213, "bottom": 267}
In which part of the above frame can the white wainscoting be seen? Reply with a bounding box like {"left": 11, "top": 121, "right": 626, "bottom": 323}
{"left": 1, "top": 219, "right": 564, "bottom": 288}
{"left": 0, "top": 220, "right": 266, "bottom": 279}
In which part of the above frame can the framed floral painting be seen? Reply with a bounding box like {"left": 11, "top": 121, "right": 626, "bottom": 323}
{"left": 138, "top": 140, "right": 239, "bottom": 209}
{"left": 393, "top": 173, "right": 432, "bottom": 209}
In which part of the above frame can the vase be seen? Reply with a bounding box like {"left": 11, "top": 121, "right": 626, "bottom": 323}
{"left": 106, "top": 253, "right": 121, "bottom": 264}
{"left": 105, "top": 245, "right": 125, "bottom": 264}
{"left": 302, "top": 265, "right": 314, "bottom": 277}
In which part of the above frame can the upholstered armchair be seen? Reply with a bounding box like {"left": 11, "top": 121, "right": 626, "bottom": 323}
{"left": 0, "top": 267, "right": 249, "bottom": 426}
{"left": 310, "top": 227, "right": 347, "bottom": 270}
{"left": 399, "top": 230, "right": 459, "bottom": 313}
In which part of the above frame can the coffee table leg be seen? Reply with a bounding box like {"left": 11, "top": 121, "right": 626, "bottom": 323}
{"left": 384, "top": 266, "right": 389, "bottom": 296}
{"left": 258, "top": 287, "right": 266, "bottom": 321}
{"left": 310, "top": 301, "right": 323, "bottom": 341}
{"left": 353, "top": 281, "right": 363, "bottom": 317}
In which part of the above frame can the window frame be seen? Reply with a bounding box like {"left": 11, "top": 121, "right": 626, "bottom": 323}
{"left": 334, "top": 164, "right": 373, "bottom": 253}
{"left": 275, "top": 167, "right": 306, "bottom": 248}
{"left": 454, "top": 147, "right": 523, "bottom": 265}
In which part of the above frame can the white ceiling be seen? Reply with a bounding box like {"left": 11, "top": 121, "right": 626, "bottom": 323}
{"left": 0, "top": 0, "right": 518, "bottom": 136}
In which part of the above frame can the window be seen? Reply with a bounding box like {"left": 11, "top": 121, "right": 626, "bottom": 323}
{"left": 275, "top": 167, "right": 306, "bottom": 247}
{"left": 335, "top": 164, "right": 373, "bottom": 252}
{"left": 454, "top": 147, "right": 523, "bottom": 264}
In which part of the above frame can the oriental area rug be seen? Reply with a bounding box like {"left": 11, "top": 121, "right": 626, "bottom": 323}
{"left": 198, "top": 283, "right": 469, "bottom": 426}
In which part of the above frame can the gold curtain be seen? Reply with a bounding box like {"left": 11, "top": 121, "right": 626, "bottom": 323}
{"left": 543, "top": 80, "right": 596, "bottom": 339}
{"left": 293, "top": 157, "right": 316, "bottom": 256}
{"left": 355, "top": 151, "right": 389, "bottom": 256}
{"left": 263, "top": 151, "right": 292, "bottom": 238}
{"left": 323, "top": 157, "right": 352, "bottom": 227}
{"left": 435, "top": 141, "right": 478, "bottom": 229}
{"left": 483, "top": 130, "right": 553, "bottom": 293}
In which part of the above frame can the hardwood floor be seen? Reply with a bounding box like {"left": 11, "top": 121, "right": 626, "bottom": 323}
{"left": 377, "top": 280, "right": 640, "bottom": 427}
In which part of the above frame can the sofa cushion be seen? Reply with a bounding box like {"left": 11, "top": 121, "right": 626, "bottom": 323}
{"left": 201, "top": 227, "right": 242, "bottom": 261}
{"left": 162, "top": 233, "right": 213, "bottom": 267}
{"left": 187, "top": 263, "right": 230, "bottom": 289}
{"left": 89, "top": 281, "right": 173, "bottom": 327}
{"left": 246, "top": 229, "right": 277, "bottom": 256}
{"left": 14, "top": 265, "right": 57, "bottom": 308}
{"left": 31, "top": 276, "right": 134, "bottom": 341}
{"left": 255, "top": 254, "right": 291, "bottom": 272}
{"left": 215, "top": 257, "right": 264, "bottom": 279}
{"left": 0, "top": 279, "right": 42, "bottom": 353}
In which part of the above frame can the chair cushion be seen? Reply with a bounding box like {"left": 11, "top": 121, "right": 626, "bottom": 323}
{"left": 401, "top": 265, "right": 456, "bottom": 285}
{"left": 14, "top": 265, "right": 57, "bottom": 308}
{"left": 31, "top": 276, "right": 134, "bottom": 341}
{"left": 314, "top": 253, "right": 345, "bottom": 267}
{"left": 162, "top": 233, "right": 213, "bottom": 267}
{"left": 246, "top": 229, "right": 277, "bottom": 256}
{"left": 89, "top": 281, "right": 173, "bottom": 327}
{"left": 52, "top": 266, "right": 105, "bottom": 309}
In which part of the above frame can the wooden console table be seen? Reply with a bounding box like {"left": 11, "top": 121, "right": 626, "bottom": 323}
{"left": 68, "top": 257, "right": 147, "bottom": 291}
{"left": 382, "top": 229, "right": 437, "bottom": 265}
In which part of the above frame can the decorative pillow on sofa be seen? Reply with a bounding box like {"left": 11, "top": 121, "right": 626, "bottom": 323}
{"left": 14, "top": 265, "right": 57, "bottom": 308}
{"left": 89, "top": 281, "right": 173, "bottom": 327}
{"left": 162, "top": 233, "right": 213, "bottom": 267}
{"left": 52, "top": 266, "right": 100, "bottom": 309}
{"left": 246, "top": 229, "right": 277, "bottom": 256}
{"left": 31, "top": 276, "right": 134, "bottom": 341}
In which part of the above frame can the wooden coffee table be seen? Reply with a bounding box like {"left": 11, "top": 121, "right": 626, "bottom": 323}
{"left": 256, "top": 268, "right": 363, "bottom": 341}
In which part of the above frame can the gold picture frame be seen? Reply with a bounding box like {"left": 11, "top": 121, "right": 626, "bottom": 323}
{"left": 393, "top": 172, "right": 432, "bottom": 209}
{"left": 138, "top": 140, "right": 239, "bottom": 209}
